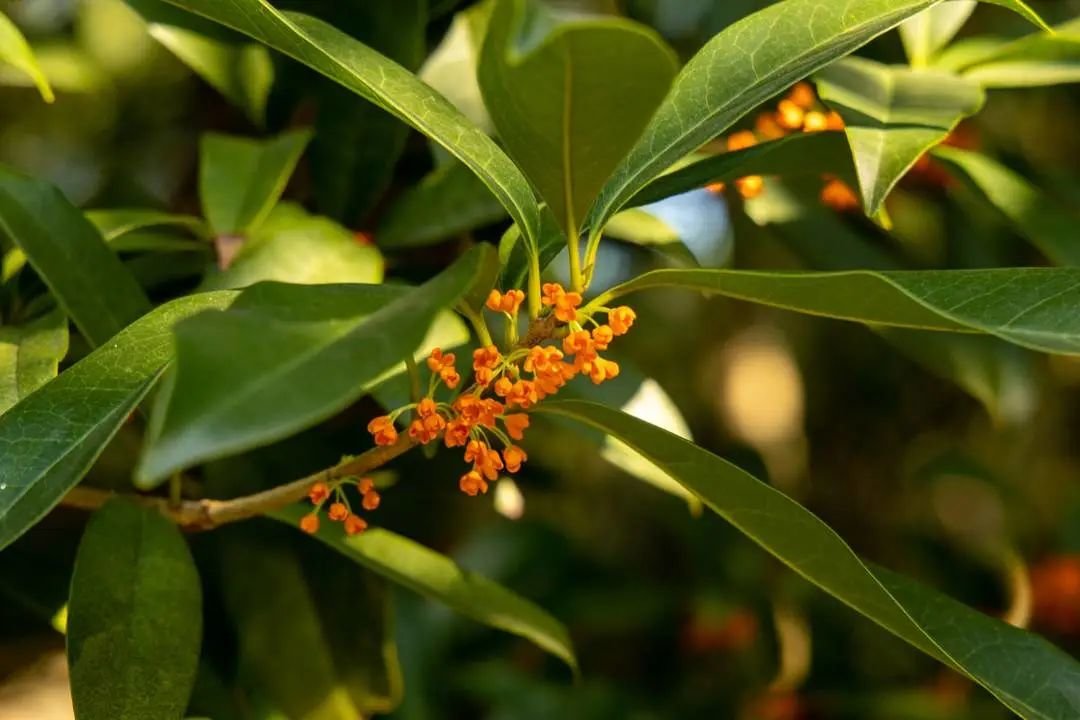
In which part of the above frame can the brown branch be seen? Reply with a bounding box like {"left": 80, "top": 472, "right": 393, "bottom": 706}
{"left": 62, "top": 435, "right": 418, "bottom": 531}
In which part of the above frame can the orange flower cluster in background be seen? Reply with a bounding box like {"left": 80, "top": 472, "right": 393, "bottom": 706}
{"left": 706, "top": 82, "right": 859, "bottom": 211}
{"left": 300, "top": 476, "right": 381, "bottom": 536}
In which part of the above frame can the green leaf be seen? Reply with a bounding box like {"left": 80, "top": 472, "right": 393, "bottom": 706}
{"left": 161, "top": 0, "right": 542, "bottom": 245}
{"left": 540, "top": 401, "right": 1080, "bottom": 720}
{"left": 932, "top": 146, "right": 1080, "bottom": 267}
{"left": 0, "top": 10, "right": 54, "bottom": 102}
{"left": 201, "top": 203, "right": 383, "bottom": 290}
{"left": 219, "top": 522, "right": 401, "bottom": 719}
{"left": 815, "top": 57, "right": 985, "bottom": 215}
{"left": 85, "top": 209, "right": 209, "bottom": 243}
{"left": 590, "top": 267, "right": 1080, "bottom": 355}
{"left": 127, "top": 0, "right": 273, "bottom": 125}
{"left": 0, "top": 166, "right": 151, "bottom": 347}
{"left": 419, "top": 1, "right": 494, "bottom": 134}
{"left": 0, "top": 310, "right": 69, "bottom": 415}
{"left": 378, "top": 161, "right": 506, "bottom": 249}
{"left": 67, "top": 498, "right": 202, "bottom": 720}
{"left": 628, "top": 131, "right": 854, "bottom": 209}
{"left": 0, "top": 291, "right": 236, "bottom": 551}
{"left": 136, "top": 245, "right": 496, "bottom": 486}
{"left": 271, "top": 506, "right": 577, "bottom": 673}
{"left": 478, "top": 0, "right": 677, "bottom": 236}
{"left": 199, "top": 129, "right": 312, "bottom": 236}
{"left": 586, "top": 0, "right": 946, "bottom": 234}
{"left": 960, "top": 22, "right": 1080, "bottom": 88}
{"left": 899, "top": 1, "right": 977, "bottom": 67}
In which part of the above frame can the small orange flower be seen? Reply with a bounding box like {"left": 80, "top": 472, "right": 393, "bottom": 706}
{"left": 554, "top": 291, "right": 582, "bottom": 323}
{"left": 563, "top": 330, "right": 596, "bottom": 361}
{"left": 524, "top": 346, "right": 563, "bottom": 374}
{"left": 459, "top": 470, "right": 488, "bottom": 496}
{"left": 465, "top": 440, "right": 504, "bottom": 480}
{"left": 299, "top": 513, "right": 320, "bottom": 534}
{"left": 408, "top": 414, "right": 445, "bottom": 444}
{"left": 493, "top": 376, "right": 513, "bottom": 397}
{"left": 736, "top": 175, "right": 764, "bottom": 199}
{"left": 308, "top": 482, "right": 330, "bottom": 505}
{"left": 417, "top": 397, "right": 439, "bottom": 419}
{"left": 485, "top": 289, "right": 504, "bottom": 312}
{"left": 584, "top": 356, "right": 620, "bottom": 385}
{"left": 367, "top": 415, "right": 398, "bottom": 446}
{"left": 727, "top": 130, "right": 757, "bottom": 152}
{"left": 362, "top": 491, "right": 381, "bottom": 511}
{"left": 754, "top": 112, "right": 786, "bottom": 140}
{"left": 541, "top": 282, "right": 565, "bottom": 307}
{"left": 473, "top": 345, "right": 502, "bottom": 385}
{"left": 706, "top": 181, "right": 726, "bottom": 194}
{"left": 439, "top": 367, "right": 461, "bottom": 389}
{"left": 344, "top": 514, "right": 368, "bottom": 536}
{"left": 503, "top": 413, "right": 530, "bottom": 440}
{"left": 426, "top": 347, "right": 455, "bottom": 373}
{"left": 592, "top": 325, "right": 614, "bottom": 351}
{"left": 776, "top": 100, "right": 804, "bottom": 130}
{"left": 505, "top": 379, "right": 539, "bottom": 408}
{"left": 444, "top": 418, "right": 470, "bottom": 447}
{"left": 328, "top": 502, "right": 349, "bottom": 522}
{"left": 503, "top": 445, "right": 527, "bottom": 473}
{"left": 358, "top": 477, "right": 375, "bottom": 495}
{"left": 788, "top": 81, "right": 816, "bottom": 109}
{"left": 608, "top": 307, "right": 636, "bottom": 336}
{"left": 481, "top": 399, "right": 505, "bottom": 426}
{"left": 802, "top": 111, "right": 828, "bottom": 132}
{"left": 825, "top": 111, "right": 845, "bottom": 131}
{"left": 820, "top": 177, "right": 860, "bottom": 212}
{"left": 487, "top": 289, "right": 525, "bottom": 314}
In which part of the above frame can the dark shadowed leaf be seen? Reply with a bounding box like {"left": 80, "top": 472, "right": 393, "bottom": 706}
{"left": 0, "top": 166, "right": 151, "bottom": 346}
{"left": 540, "top": 401, "right": 1080, "bottom": 720}
{"left": 815, "top": 57, "right": 984, "bottom": 215}
{"left": 271, "top": 505, "right": 577, "bottom": 672}
{"left": 137, "top": 245, "right": 496, "bottom": 486}
{"left": 68, "top": 498, "right": 202, "bottom": 720}
{"left": 0, "top": 291, "right": 236, "bottom": 550}
{"left": 199, "top": 129, "right": 311, "bottom": 236}
{"left": 591, "top": 266, "right": 1080, "bottom": 355}
{"left": 478, "top": 0, "right": 677, "bottom": 235}
{"left": 0, "top": 310, "right": 68, "bottom": 415}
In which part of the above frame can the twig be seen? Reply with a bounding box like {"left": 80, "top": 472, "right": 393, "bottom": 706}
{"left": 61, "top": 435, "right": 417, "bottom": 530}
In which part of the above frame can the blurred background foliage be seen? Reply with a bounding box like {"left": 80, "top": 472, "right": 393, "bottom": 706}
{"left": 1, "top": 0, "right": 1080, "bottom": 718}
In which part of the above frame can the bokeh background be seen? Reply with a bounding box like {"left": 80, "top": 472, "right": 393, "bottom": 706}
{"left": 1, "top": 0, "right": 1080, "bottom": 718}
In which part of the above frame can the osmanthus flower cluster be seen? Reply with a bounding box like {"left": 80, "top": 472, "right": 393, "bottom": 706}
{"left": 297, "top": 281, "right": 636, "bottom": 535}
{"left": 300, "top": 476, "right": 381, "bottom": 536}
{"left": 707, "top": 81, "right": 860, "bottom": 211}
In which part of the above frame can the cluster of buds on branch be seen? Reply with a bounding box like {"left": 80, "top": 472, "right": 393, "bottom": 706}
{"left": 300, "top": 476, "right": 381, "bottom": 536}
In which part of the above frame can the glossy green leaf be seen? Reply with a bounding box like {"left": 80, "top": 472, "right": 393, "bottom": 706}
{"left": 68, "top": 498, "right": 202, "bottom": 720}
{"left": 815, "top": 57, "right": 985, "bottom": 215}
{"left": 271, "top": 505, "right": 577, "bottom": 673}
{"left": 0, "top": 166, "right": 151, "bottom": 347}
{"left": 540, "top": 401, "right": 1080, "bottom": 720}
{"left": 202, "top": 203, "right": 383, "bottom": 290}
{"left": 127, "top": 0, "right": 273, "bottom": 125}
{"left": 137, "top": 245, "right": 496, "bottom": 486}
{"left": 478, "top": 0, "right": 677, "bottom": 236}
{"left": 586, "top": 0, "right": 945, "bottom": 234}
{"left": 220, "top": 523, "right": 401, "bottom": 719}
{"left": 933, "top": 17, "right": 1080, "bottom": 86}
{"left": 305, "top": 0, "right": 425, "bottom": 226}
{"left": 161, "top": 0, "right": 542, "bottom": 245}
{"left": 591, "top": 266, "right": 1080, "bottom": 355}
{"left": 378, "top": 162, "right": 506, "bottom": 248}
{"left": 199, "top": 129, "right": 311, "bottom": 236}
{"left": 0, "top": 310, "right": 68, "bottom": 415}
{"left": 628, "top": 131, "right": 853, "bottom": 209}
{"left": 0, "top": 291, "right": 235, "bottom": 551}
{"left": 0, "top": 11, "right": 53, "bottom": 102}
{"left": 899, "top": 1, "right": 976, "bottom": 66}
{"left": 932, "top": 146, "right": 1080, "bottom": 266}
{"left": 85, "top": 209, "right": 209, "bottom": 243}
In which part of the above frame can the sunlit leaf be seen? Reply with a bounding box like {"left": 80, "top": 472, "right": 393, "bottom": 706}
{"left": 899, "top": 1, "right": 977, "bottom": 67}
{"left": 0, "top": 11, "right": 53, "bottom": 102}
{"left": 0, "top": 310, "right": 68, "bottom": 415}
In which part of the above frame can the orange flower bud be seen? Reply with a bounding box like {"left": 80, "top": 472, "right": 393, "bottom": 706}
{"left": 501, "top": 289, "right": 525, "bottom": 314}
{"left": 592, "top": 325, "right": 614, "bottom": 350}
{"left": 362, "top": 491, "right": 381, "bottom": 511}
{"left": 440, "top": 367, "right": 461, "bottom": 389}
{"left": 366, "top": 415, "right": 399, "bottom": 446}
{"left": 608, "top": 307, "right": 636, "bottom": 336}
{"left": 825, "top": 111, "right": 845, "bottom": 131}
{"left": 585, "top": 357, "right": 620, "bottom": 385}
{"left": 727, "top": 130, "right": 757, "bottom": 152}
{"left": 344, "top": 514, "right": 368, "bottom": 536}
{"left": 820, "top": 178, "right": 860, "bottom": 212}
{"left": 459, "top": 470, "right": 488, "bottom": 496}
{"left": 787, "top": 81, "right": 816, "bottom": 109}
{"left": 754, "top": 112, "right": 786, "bottom": 140}
{"left": 299, "top": 513, "right": 320, "bottom": 534}
{"left": 308, "top": 482, "right": 330, "bottom": 505}
{"left": 502, "top": 413, "right": 530, "bottom": 441}
{"left": 328, "top": 502, "right": 349, "bottom": 522}
{"left": 736, "top": 175, "right": 765, "bottom": 199}
{"left": 426, "top": 347, "right": 455, "bottom": 372}
{"left": 485, "top": 289, "right": 504, "bottom": 312}
{"left": 494, "top": 376, "right": 513, "bottom": 397}
{"left": 802, "top": 111, "right": 828, "bottom": 132}
{"left": 417, "top": 397, "right": 439, "bottom": 418}
{"left": 776, "top": 100, "right": 804, "bottom": 130}
{"left": 358, "top": 477, "right": 375, "bottom": 495}
{"left": 503, "top": 445, "right": 527, "bottom": 473}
